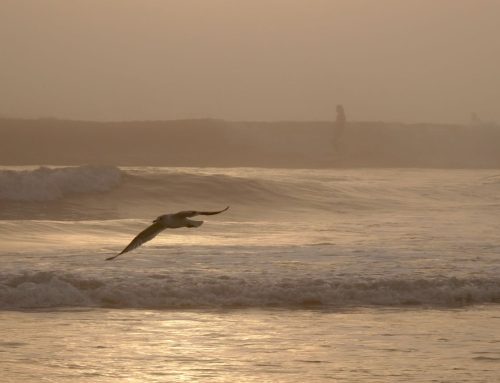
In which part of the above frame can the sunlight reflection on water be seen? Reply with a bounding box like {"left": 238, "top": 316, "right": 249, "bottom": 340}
{"left": 1, "top": 307, "right": 500, "bottom": 382}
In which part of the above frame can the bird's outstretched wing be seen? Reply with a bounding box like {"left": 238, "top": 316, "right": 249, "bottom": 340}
{"left": 174, "top": 206, "right": 229, "bottom": 218}
{"left": 106, "top": 221, "right": 166, "bottom": 261}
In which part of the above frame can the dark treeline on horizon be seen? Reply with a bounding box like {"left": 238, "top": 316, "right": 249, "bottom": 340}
{"left": 1, "top": 117, "right": 500, "bottom": 168}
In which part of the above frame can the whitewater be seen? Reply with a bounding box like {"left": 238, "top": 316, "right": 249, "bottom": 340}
{"left": 1, "top": 165, "right": 500, "bottom": 382}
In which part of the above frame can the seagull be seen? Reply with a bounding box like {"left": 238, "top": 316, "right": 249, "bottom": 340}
{"left": 106, "top": 206, "right": 229, "bottom": 261}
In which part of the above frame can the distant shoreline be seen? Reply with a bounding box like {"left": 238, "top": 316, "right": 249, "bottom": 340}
{"left": 2, "top": 118, "right": 500, "bottom": 168}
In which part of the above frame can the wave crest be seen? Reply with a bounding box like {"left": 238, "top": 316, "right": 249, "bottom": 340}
{"left": 0, "top": 166, "right": 122, "bottom": 201}
{"left": 1, "top": 272, "right": 499, "bottom": 309}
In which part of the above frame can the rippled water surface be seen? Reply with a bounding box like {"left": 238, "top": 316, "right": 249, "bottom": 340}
{"left": 2, "top": 308, "right": 500, "bottom": 382}
{"left": 1, "top": 167, "right": 500, "bottom": 381}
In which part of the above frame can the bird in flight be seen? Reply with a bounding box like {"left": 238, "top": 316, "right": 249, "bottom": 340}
{"left": 106, "top": 206, "right": 229, "bottom": 261}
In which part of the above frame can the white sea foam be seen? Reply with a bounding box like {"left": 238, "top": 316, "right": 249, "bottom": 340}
{"left": 0, "top": 165, "right": 122, "bottom": 201}
{"left": 1, "top": 271, "right": 499, "bottom": 309}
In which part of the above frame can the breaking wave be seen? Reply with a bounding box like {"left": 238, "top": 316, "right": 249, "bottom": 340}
{"left": 1, "top": 166, "right": 491, "bottom": 220}
{"left": 0, "top": 166, "right": 122, "bottom": 201}
{"left": 1, "top": 271, "right": 499, "bottom": 310}
{"left": 0, "top": 166, "right": 349, "bottom": 219}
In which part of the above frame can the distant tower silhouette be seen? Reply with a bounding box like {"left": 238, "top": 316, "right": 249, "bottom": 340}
{"left": 336, "top": 104, "right": 346, "bottom": 127}
{"left": 332, "top": 104, "right": 346, "bottom": 153}
{"left": 470, "top": 112, "right": 482, "bottom": 126}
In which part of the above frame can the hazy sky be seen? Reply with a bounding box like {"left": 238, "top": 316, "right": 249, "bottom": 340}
{"left": 1, "top": 0, "right": 499, "bottom": 123}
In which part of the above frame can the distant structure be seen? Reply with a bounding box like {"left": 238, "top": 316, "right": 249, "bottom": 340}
{"left": 332, "top": 104, "right": 346, "bottom": 153}
{"left": 469, "top": 112, "right": 500, "bottom": 128}
{"left": 336, "top": 104, "right": 346, "bottom": 126}
{"left": 470, "top": 112, "right": 482, "bottom": 126}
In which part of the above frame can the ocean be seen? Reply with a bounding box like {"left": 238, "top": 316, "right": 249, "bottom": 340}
{"left": 1, "top": 165, "right": 500, "bottom": 382}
